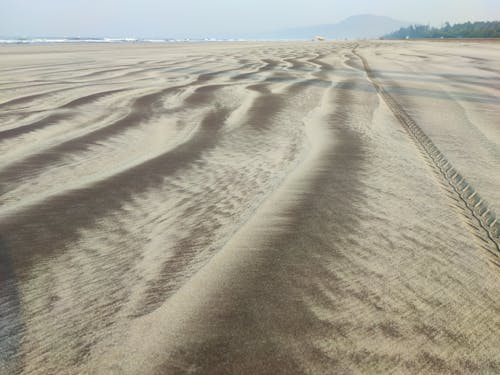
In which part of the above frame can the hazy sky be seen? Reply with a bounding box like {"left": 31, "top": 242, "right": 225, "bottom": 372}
{"left": 1, "top": 0, "right": 499, "bottom": 38}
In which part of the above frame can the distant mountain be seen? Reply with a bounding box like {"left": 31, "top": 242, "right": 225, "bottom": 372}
{"left": 257, "top": 14, "right": 412, "bottom": 40}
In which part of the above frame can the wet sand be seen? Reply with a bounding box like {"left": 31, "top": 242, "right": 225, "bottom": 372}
{"left": 0, "top": 41, "right": 499, "bottom": 374}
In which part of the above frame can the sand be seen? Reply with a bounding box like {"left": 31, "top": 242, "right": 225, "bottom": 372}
{"left": 0, "top": 41, "right": 499, "bottom": 375}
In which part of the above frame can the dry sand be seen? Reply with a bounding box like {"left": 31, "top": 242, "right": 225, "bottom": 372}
{"left": 0, "top": 41, "right": 499, "bottom": 374}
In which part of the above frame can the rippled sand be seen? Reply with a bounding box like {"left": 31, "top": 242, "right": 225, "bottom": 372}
{"left": 0, "top": 41, "right": 499, "bottom": 375}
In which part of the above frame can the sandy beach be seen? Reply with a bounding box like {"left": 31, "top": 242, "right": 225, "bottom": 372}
{"left": 0, "top": 40, "right": 499, "bottom": 374}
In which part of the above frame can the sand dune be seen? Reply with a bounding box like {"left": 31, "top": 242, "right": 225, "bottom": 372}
{"left": 0, "top": 41, "right": 499, "bottom": 375}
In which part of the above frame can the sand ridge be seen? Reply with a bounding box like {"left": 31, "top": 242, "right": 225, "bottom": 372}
{"left": 0, "top": 41, "right": 499, "bottom": 375}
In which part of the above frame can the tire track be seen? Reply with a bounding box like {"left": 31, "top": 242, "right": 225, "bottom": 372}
{"left": 354, "top": 48, "right": 500, "bottom": 255}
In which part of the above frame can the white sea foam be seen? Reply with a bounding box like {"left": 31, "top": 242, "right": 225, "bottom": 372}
{"left": 0, "top": 37, "right": 251, "bottom": 45}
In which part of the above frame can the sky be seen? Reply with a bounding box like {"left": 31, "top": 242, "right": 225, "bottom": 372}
{"left": 1, "top": 0, "right": 499, "bottom": 38}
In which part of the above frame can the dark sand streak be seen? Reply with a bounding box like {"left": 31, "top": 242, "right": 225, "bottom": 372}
{"left": 153, "top": 78, "right": 370, "bottom": 374}
{"left": 0, "top": 113, "right": 71, "bottom": 141}
{"left": 0, "top": 68, "right": 242, "bottom": 191}
{"left": 133, "top": 72, "right": 324, "bottom": 317}
{"left": 59, "top": 88, "right": 129, "bottom": 109}
{"left": 0, "top": 89, "right": 129, "bottom": 142}
{"left": 0, "top": 105, "right": 230, "bottom": 279}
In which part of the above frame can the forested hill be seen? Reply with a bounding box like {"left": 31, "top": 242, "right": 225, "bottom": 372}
{"left": 383, "top": 21, "right": 500, "bottom": 39}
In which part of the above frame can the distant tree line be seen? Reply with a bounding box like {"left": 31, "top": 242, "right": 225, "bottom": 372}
{"left": 383, "top": 21, "right": 500, "bottom": 39}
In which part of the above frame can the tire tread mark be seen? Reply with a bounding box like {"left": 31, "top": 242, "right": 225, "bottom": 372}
{"left": 353, "top": 48, "right": 500, "bottom": 255}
